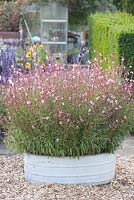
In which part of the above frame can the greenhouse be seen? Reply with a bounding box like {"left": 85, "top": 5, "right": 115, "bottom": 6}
{"left": 22, "top": 0, "right": 88, "bottom": 63}
{"left": 22, "top": 1, "right": 67, "bottom": 61}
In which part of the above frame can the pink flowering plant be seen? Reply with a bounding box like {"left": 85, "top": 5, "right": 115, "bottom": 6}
{"left": 2, "top": 60, "right": 134, "bottom": 157}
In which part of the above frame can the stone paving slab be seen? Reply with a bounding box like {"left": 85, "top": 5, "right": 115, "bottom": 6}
{"left": 116, "top": 136, "right": 134, "bottom": 157}
{"left": 0, "top": 142, "right": 15, "bottom": 155}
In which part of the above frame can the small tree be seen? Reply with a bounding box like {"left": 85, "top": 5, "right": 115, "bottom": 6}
{"left": 0, "top": 1, "right": 21, "bottom": 31}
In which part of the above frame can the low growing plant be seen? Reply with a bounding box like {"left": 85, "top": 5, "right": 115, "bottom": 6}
{"left": 0, "top": 102, "right": 6, "bottom": 129}
{"left": 0, "top": 91, "right": 7, "bottom": 139}
{"left": 16, "top": 44, "right": 48, "bottom": 71}
{"left": 2, "top": 60, "right": 134, "bottom": 157}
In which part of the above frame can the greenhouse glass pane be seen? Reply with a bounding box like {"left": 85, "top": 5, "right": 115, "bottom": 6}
{"left": 45, "top": 44, "right": 66, "bottom": 54}
{"left": 24, "top": 12, "right": 41, "bottom": 39}
{"left": 42, "top": 2, "right": 67, "bottom": 20}
{"left": 42, "top": 22, "right": 67, "bottom": 42}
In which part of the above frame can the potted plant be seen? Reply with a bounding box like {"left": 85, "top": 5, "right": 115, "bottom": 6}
{"left": 2, "top": 58, "right": 134, "bottom": 185}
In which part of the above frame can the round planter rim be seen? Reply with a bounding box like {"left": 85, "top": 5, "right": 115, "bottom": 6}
{"left": 25, "top": 152, "right": 115, "bottom": 159}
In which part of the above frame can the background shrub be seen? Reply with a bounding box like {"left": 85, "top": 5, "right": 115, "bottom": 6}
{"left": 118, "top": 33, "right": 134, "bottom": 79}
{"left": 0, "top": 1, "right": 21, "bottom": 32}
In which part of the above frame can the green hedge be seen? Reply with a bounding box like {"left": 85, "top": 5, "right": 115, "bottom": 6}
{"left": 88, "top": 12, "right": 134, "bottom": 70}
{"left": 118, "top": 33, "right": 134, "bottom": 79}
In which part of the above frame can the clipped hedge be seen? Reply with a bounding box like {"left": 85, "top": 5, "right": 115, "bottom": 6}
{"left": 118, "top": 33, "right": 134, "bottom": 79}
{"left": 88, "top": 12, "right": 134, "bottom": 70}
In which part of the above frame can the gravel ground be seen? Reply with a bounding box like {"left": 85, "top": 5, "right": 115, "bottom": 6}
{"left": 0, "top": 155, "right": 134, "bottom": 200}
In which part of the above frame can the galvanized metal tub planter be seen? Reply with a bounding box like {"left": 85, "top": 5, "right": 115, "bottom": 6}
{"left": 24, "top": 153, "right": 116, "bottom": 185}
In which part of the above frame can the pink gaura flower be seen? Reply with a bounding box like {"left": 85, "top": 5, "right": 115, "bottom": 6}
{"left": 41, "top": 100, "right": 45, "bottom": 104}
{"left": 32, "top": 125, "right": 35, "bottom": 129}
{"left": 27, "top": 101, "right": 31, "bottom": 105}
{"left": 106, "top": 79, "right": 115, "bottom": 85}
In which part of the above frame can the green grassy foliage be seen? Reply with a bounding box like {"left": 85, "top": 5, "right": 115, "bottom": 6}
{"left": 88, "top": 12, "right": 134, "bottom": 68}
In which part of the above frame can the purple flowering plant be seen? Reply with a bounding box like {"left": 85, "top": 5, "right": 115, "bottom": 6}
{"left": 2, "top": 58, "right": 134, "bottom": 157}
{"left": 0, "top": 43, "right": 49, "bottom": 85}
{"left": 0, "top": 47, "right": 16, "bottom": 84}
